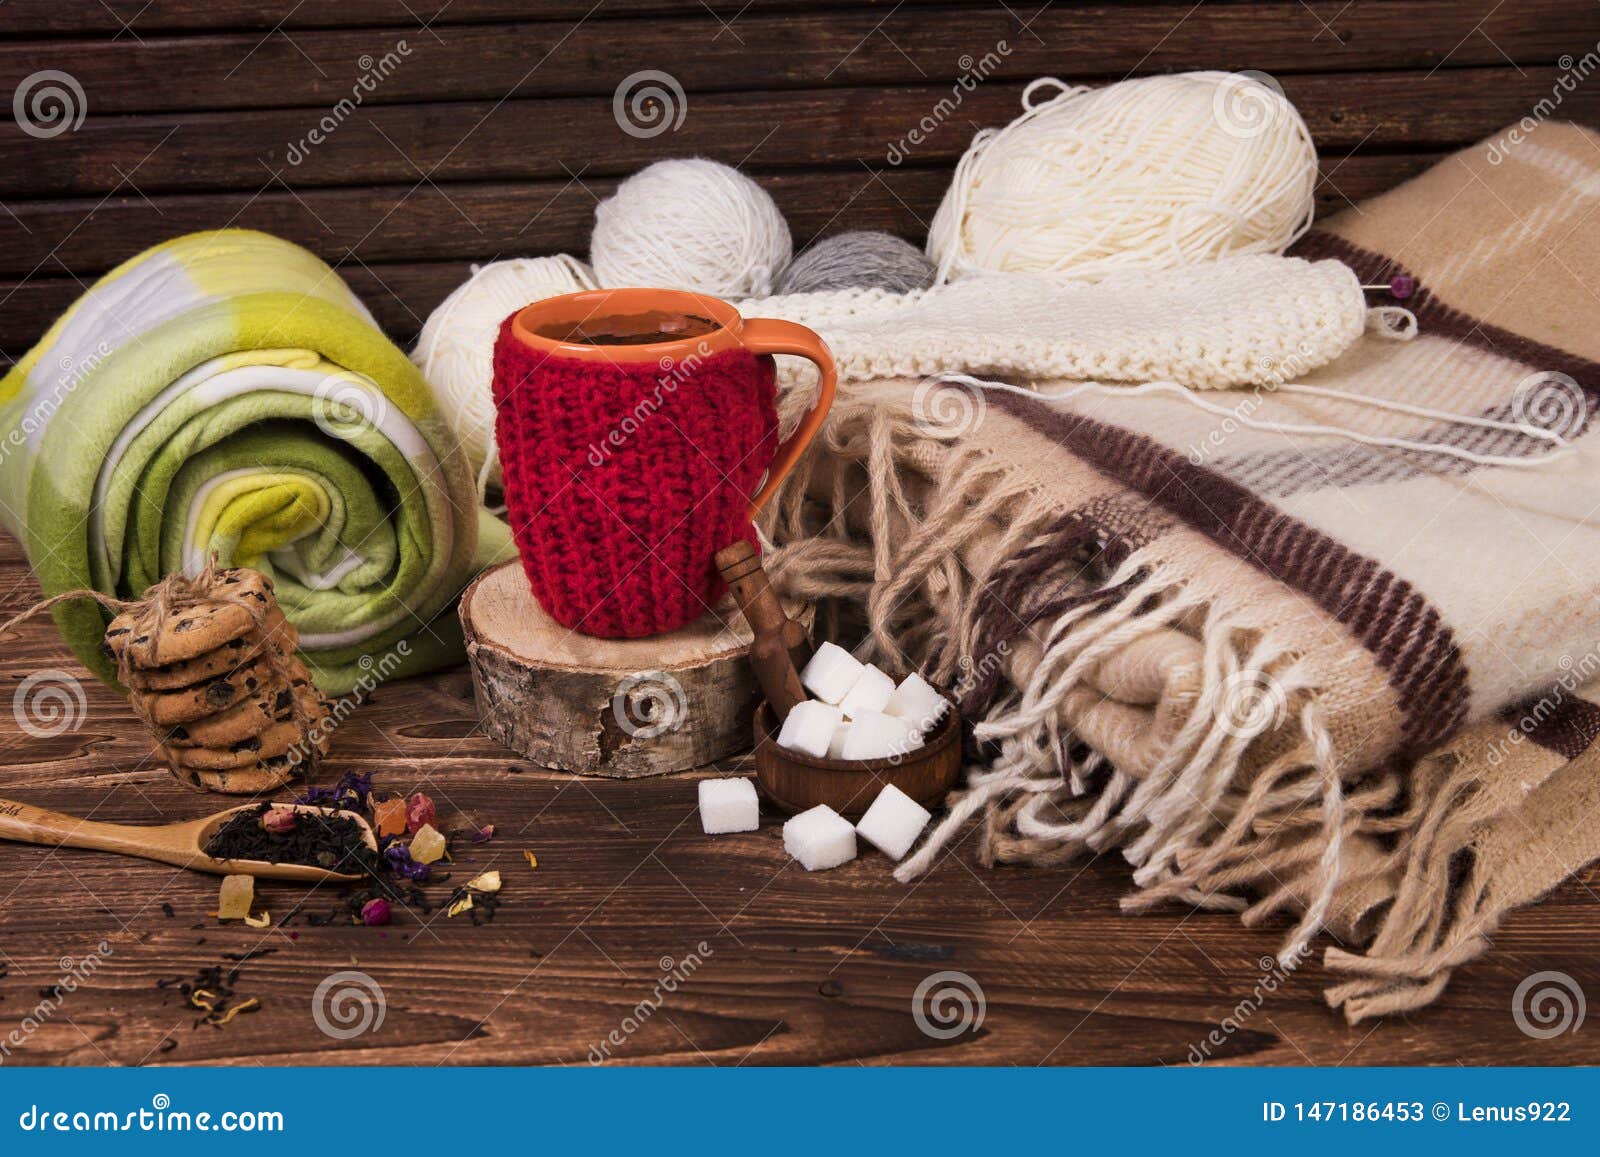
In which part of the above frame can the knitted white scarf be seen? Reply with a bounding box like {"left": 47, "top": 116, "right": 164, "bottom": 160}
{"left": 744, "top": 253, "right": 1395, "bottom": 392}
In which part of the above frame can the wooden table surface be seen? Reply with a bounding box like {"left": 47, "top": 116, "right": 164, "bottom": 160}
{"left": 1, "top": 532, "right": 1597, "bottom": 1067}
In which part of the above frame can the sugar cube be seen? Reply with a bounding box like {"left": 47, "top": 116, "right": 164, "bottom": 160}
{"left": 839, "top": 663, "right": 895, "bottom": 718}
{"left": 887, "top": 671, "right": 948, "bottom": 732}
{"left": 855, "top": 784, "right": 932, "bottom": 860}
{"left": 776, "top": 700, "right": 843, "bottom": 759}
{"left": 826, "top": 720, "right": 851, "bottom": 760}
{"left": 800, "top": 641, "right": 865, "bottom": 705}
{"left": 698, "top": 777, "right": 760, "bottom": 834}
{"left": 840, "top": 709, "right": 921, "bottom": 761}
{"left": 782, "top": 804, "right": 857, "bottom": 871}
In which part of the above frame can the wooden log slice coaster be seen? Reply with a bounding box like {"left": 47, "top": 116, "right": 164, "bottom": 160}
{"left": 460, "top": 561, "right": 813, "bottom": 778}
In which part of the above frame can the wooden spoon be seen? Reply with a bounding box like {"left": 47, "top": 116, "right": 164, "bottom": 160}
{"left": 715, "top": 538, "right": 812, "bottom": 722}
{"left": 0, "top": 797, "right": 377, "bottom": 883}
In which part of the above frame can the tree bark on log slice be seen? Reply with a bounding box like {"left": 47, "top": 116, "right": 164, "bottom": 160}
{"left": 460, "top": 561, "right": 813, "bottom": 778}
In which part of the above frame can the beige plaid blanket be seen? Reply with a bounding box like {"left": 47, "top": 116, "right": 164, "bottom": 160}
{"left": 767, "top": 121, "right": 1600, "bottom": 1021}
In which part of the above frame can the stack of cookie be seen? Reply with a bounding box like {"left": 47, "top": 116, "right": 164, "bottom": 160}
{"left": 102, "top": 568, "right": 332, "bottom": 794}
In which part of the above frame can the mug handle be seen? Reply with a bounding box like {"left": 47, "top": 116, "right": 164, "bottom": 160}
{"left": 739, "top": 318, "right": 837, "bottom": 518}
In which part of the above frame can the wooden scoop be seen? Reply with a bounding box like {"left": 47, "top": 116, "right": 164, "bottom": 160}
{"left": 0, "top": 797, "right": 377, "bottom": 883}
{"left": 715, "top": 538, "right": 813, "bottom": 722}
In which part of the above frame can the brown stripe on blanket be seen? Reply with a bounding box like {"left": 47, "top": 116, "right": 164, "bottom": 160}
{"left": 1499, "top": 692, "right": 1600, "bottom": 760}
{"left": 989, "top": 388, "right": 1470, "bottom": 751}
{"left": 1293, "top": 232, "right": 1600, "bottom": 399}
{"left": 959, "top": 509, "right": 1141, "bottom": 720}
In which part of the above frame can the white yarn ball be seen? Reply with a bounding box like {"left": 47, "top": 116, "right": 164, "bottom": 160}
{"left": 928, "top": 72, "right": 1318, "bottom": 283}
{"left": 411, "top": 255, "right": 597, "bottom": 490}
{"left": 590, "top": 158, "right": 792, "bottom": 298}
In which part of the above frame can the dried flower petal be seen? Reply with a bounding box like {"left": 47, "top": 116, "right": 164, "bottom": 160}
{"left": 260, "top": 806, "right": 298, "bottom": 835}
{"left": 296, "top": 771, "right": 374, "bottom": 812}
{"left": 243, "top": 910, "right": 271, "bottom": 929}
{"left": 523, "top": 851, "right": 539, "bottom": 870}
{"left": 445, "top": 894, "right": 473, "bottom": 918}
{"left": 360, "top": 898, "right": 392, "bottom": 927}
{"left": 406, "top": 792, "right": 436, "bottom": 835}
{"left": 210, "top": 997, "right": 261, "bottom": 1025}
{"left": 383, "top": 844, "right": 430, "bottom": 882}
{"left": 471, "top": 824, "right": 495, "bottom": 844}
{"left": 466, "top": 870, "right": 501, "bottom": 894}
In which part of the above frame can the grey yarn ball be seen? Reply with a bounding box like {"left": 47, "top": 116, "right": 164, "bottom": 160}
{"left": 774, "top": 231, "right": 936, "bottom": 296}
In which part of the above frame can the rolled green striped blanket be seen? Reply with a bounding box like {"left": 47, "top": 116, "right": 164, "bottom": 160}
{"left": 0, "top": 229, "right": 513, "bottom": 693}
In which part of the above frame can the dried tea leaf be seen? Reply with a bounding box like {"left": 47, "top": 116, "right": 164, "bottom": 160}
{"left": 466, "top": 870, "right": 501, "bottom": 894}
{"left": 445, "top": 894, "right": 474, "bottom": 918}
{"left": 217, "top": 875, "right": 254, "bottom": 921}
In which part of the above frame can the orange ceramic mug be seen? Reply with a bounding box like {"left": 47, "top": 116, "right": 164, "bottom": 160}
{"left": 492, "top": 288, "right": 836, "bottom": 637}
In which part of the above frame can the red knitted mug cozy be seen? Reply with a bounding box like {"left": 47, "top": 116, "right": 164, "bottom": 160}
{"left": 492, "top": 315, "right": 778, "bottom": 638}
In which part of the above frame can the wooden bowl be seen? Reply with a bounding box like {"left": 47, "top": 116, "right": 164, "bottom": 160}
{"left": 751, "top": 700, "right": 962, "bottom": 820}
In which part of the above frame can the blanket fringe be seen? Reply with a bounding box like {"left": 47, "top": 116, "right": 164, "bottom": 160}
{"left": 764, "top": 402, "right": 1367, "bottom": 963}
{"left": 763, "top": 385, "right": 1527, "bottom": 1010}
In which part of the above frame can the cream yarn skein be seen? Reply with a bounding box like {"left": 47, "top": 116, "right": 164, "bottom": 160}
{"left": 411, "top": 255, "right": 597, "bottom": 494}
{"left": 928, "top": 72, "right": 1318, "bottom": 282}
{"left": 590, "top": 158, "right": 792, "bottom": 298}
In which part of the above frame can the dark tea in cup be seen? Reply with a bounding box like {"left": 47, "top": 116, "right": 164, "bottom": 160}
{"left": 534, "top": 311, "right": 720, "bottom": 346}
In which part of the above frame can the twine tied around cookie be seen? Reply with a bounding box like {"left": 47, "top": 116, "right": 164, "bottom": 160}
{"left": 0, "top": 561, "right": 324, "bottom": 792}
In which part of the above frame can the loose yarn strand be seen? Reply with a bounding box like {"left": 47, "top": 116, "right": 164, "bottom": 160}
{"left": 1277, "top": 381, "right": 1572, "bottom": 447}
{"left": 932, "top": 374, "right": 1577, "bottom": 469}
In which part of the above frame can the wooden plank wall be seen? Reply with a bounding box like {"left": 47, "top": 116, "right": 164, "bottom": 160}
{"left": 1, "top": 0, "right": 1596, "bottom": 360}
